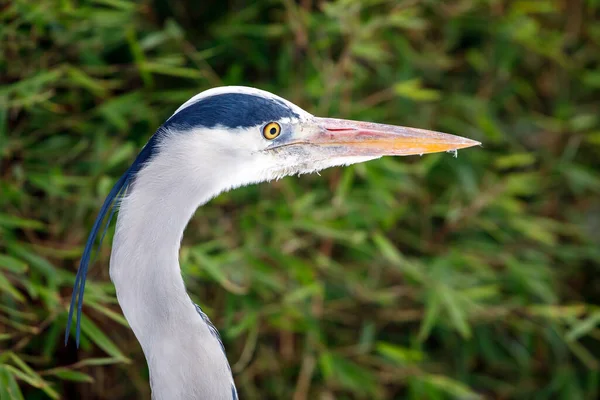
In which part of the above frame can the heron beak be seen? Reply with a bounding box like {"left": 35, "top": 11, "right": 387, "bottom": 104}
{"left": 304, "top": 117, "right": 480, "bottom": 157}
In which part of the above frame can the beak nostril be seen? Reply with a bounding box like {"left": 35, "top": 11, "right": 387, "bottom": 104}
{"left": 324, "top": 127, "right": 355, "bottom": 132}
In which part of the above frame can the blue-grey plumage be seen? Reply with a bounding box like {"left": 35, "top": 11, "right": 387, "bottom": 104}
{"left": 65, "top": 86, "right": 479, "bottom": 399}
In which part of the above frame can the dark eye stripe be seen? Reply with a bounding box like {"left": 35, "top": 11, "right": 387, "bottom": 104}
{"left": 163, "top": 93, "right": 299, "bottom": 130}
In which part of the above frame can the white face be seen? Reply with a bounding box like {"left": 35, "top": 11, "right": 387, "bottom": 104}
{"left": 159, "top": 115, "right": 378, "bottom": 197}
{"left": 161, "top": 86, "right": 374, "bottom": 191}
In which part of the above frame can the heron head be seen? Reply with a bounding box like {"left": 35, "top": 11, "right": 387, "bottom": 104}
{"left": 153, "top": 86, "right": 480, "bottom": 192}
{"left": 65, "top": 86, "right": 481, "bottom": 348}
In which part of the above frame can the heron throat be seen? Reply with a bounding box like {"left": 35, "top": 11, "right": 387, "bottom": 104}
{"left": 109, "top": 137, "right": 236, "bottom": 400}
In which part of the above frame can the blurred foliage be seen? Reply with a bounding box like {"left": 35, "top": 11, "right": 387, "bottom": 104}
{"left": 1, "top": 0, "right": 600, "bottom": 399}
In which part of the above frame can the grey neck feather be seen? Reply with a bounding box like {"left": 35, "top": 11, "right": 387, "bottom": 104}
{"left": 109, "top": 139, "right": 236, "bottom": 400}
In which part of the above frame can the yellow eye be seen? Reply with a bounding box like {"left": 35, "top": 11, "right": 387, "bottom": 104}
{"left": 263, "top": 122, "right": 281, "bottom": 140}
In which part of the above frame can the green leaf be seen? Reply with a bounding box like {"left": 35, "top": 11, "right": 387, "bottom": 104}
{"left": 0, "top": 366, "right": 25, "bottom": 400}
{"left": 282, "top": 283, "right": 323, "bottom": 304}
{"left": 4, "top": 353, "right": 59, "bottom": 399}
{"left": 440, "top": 287, "right": 472, "bottom": 339}
{"left": 75, "top": 358, "right": 129, "bottom": 367}
{"left": 7, "top": 243, "right": 57, "bottom": 277}
{"left": 415, "top": 373, "right": 482, "bottom": 399}
{"left": 419, "top": 290, "right": 441, "bottom": 341}
{"left": 47, "top": 368, "right": 94, "bottom": 383}
{"left": 79, "top": 316, "right": 130, "bottom": 363}
{"left": 86, "top": 302, "right": 129, "bottom": 327}
{"left": 0, "top": 272, "right": 25, "bottom": 302}
{"left": 319, "top": 352, "right": 377, "bottom": 396}
{"left": 394, "top": 79, "right": 441, "bottom": 102}
{"left": 494, "top": 153, "right": 537, "bottom": 170}
{"left": 376, "top": 342, "right": 424, "bottom": 365}
{"left": 0, "top": 214, "right": 45, "bottom": 230}
{"left": 566, "top": 312, "right": 600, "bottom": 342}
{"left": 65, "top": 66, "right": 109, "bottom": 97}
{"left": 0, "top": 69, "right": 62, "bottom": 97}
{"left": 3, "top": 365, "right": 59, "bottom": 399}
{"left": 0, "top": 255, "right": 28, "bottom": 274}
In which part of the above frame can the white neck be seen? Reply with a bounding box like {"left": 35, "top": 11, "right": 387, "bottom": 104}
{"left": 109, "top": 134, "right": 238, "bottom": 400}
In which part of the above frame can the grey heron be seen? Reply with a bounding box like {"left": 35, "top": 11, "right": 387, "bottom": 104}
{"left": 65, "top": 86, "right": 480, "bottom": 399}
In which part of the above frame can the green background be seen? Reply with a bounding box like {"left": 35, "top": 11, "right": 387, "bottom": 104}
{"left": 2, "top": 0, "right": 600, "bottom": 399}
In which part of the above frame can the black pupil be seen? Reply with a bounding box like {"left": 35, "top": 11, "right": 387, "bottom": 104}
{"left": 269, "top": 127, "right": 277, "bottom": 135}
